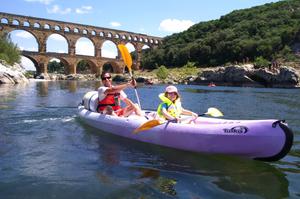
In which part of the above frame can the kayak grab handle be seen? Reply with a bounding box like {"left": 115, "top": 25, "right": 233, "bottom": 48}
{"left": 256, "top": 120, "right": 293, "bottom": 161}
{"left": 272, "top": 120, "right": 286, "bottom": 128}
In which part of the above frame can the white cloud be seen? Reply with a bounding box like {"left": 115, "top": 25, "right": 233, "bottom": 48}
{"left": 102, "top": 49, "right": 116, "bottom": 58}
{"left": 110, "top": 22, "right": 121, "bottom": 27}
{"left": 47, "top": 5, "right": 72, "bottom": 15}
{"left": 46, "top": 33, "right": 68, "bottom": 53}
{"left": 142, "top": 45, "right": 150, "bottom": 50}
{"left": 159, "top": 19, "right": 195, "bottom": 33}
{"left": 125, "top": 44, "right": 135, "bottom": 52}
{"left": 24, "top": 0, "right": 53, "bottom": 5}
{"left": 48, "top": 34, "right": 66, "bottom": 41}
{"left": 20, "top": 56, "right": 36, "bottom": 71}
{"left": 76, "top": 6, "right": 93, "bottom": 14}
{"left": 101, "top": 41, "right": 117, "bottom": 58}
{"left": 19, "top": 46, "right": 38, "bottom": 51}
{"left": 139, "top": 27, "right": 146, "bottom": 33}
{"left": 49, "top": 58, "right": 60, "bottom": 62}
{"left": 76, "top": 41, "right": 94, "bottom": 56}
{"left": 15, "top": 31, "right": 34, "bottom": 39}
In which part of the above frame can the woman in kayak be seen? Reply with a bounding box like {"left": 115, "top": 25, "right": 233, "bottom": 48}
{"left": 97, "top": 72, "right": 143, "bottom": 117}
{"left": 157, "top": 85, "right": 198, "bottom": 123}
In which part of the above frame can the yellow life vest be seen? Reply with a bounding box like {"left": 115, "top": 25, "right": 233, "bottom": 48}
{"left": 157, "top": 93, "right": 182, "bottom": 120}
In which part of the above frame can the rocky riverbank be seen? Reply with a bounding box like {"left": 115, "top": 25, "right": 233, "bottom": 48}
{"left": 0, "top": 60, "right": 29, "bottom": 84}
{"left": 134, "top": 64, "right": 300, "bottom": 88}
{"left": 48, "top": 64, "right": 299, "bottom": 88}
{"left": 192, "top": 64, "right": 300, "bottom": 88}
{"left": 1, "top": 61, "right": 299, "bottom": 88}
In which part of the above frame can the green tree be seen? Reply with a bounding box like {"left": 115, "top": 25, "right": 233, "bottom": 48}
{"left": 142, "top": 0, "right": 300, "bottom": 68}
{"left": 77, "top": 60, "right": 90, "bottom": 73}
{"left": 48, "top": 61, "right": 64, "bottom": 73}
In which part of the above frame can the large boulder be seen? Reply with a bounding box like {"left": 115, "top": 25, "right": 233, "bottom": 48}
{"left": 194, "top": 64, "right": 299, "bottom": 87}
{"left": 275, "top": 66, "right": 299, "bottom": 84}
{"left": 113, "top": 74, "right": 128, "bottom": 82}
{"left": 195, "top": 65, "right": 255, "bottom": 84}
{"left": 34, "top": 73, "right": 50, "bottom": 80}
{"left": 48, "top": 73, "right": 97, "bottom": 81}
{"left": 249, "top": 66, "right": 299, "bottom": 87}
{"left": 0, "top": 61, "right": 29, "bottom": 84}
{"left": 223, "top": 65, "right": 254, "bottom": 83}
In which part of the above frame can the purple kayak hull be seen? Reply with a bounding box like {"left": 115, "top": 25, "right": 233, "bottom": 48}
{"left": 78, "top": 106, "right": 293, "bottom": 161}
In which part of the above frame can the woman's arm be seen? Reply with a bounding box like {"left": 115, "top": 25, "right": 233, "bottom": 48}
{"left": 105, "top": 79, "right": 136, "bottom": 94}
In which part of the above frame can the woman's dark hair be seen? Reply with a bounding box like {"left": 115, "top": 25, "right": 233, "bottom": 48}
{"left": 101, "top": 71, "right": 111, "bottom": 79}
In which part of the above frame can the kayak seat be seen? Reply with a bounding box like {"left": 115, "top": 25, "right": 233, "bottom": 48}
{"left": 82, "top": 91, "right": 99, "bottom": 112}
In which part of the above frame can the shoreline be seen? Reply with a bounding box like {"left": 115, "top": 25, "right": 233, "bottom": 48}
{"left": 1, "top": 61, "right": 299, "bottom": 88}
{"left": 27, "top": 74, "right": 300, "bottom": 89}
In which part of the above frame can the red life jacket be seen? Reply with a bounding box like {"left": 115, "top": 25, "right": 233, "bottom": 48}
{"left": 97, "top": 93, "right": 121, "bottom": 112}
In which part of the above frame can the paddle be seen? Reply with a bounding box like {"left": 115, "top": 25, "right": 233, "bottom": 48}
{"left": 117, "top": 44, "right": 141, "bottom": 108}
{"left": 199, "top": 107, "right": 223, "bottom": 117}
{"left": 133, "top": 107, "right": 223, "bottom": 134}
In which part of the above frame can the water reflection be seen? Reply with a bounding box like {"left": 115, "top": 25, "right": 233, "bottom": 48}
{"left": 84, "top": 126, "right": 289, "bottom": 199}
{"left": 36, "top": 81, "right": 49, "bottom": 97}
{"left": 0, "top": 84, "right": 25, "bottom": 99}
{"left": 60, "top": 81, "right": 100, "bottom": 92}
{"left": 95, "top": 137, "right": 178, "bottom": 197}
{"left": 1, "top": 81, "right": 298, "bottom": 198}
{"left": 66, "top": 81, "right": 77, "bottom": 92}
{"left": 149, "top": 149, "right": 288, "bottom": 199}
{"left": 101, "top": 144, "right": 120, "bottom": 166}
{"left": 35, "top": 81, "right": 101, "bottom": 97}
{"left": 184, "top": 88, "right": 238, "bottom": 94}
{"left": 0, "top": 84, "right": 29, "bottom": 109}
{"left": 59, "top": 81, "right": 78, "bottom": 93}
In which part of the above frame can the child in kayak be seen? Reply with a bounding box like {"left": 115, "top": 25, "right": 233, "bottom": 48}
{"left": 157, "top": 85, "right": 198, "bottom": 123}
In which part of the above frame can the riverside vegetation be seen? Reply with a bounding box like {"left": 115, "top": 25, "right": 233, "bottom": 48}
{"left": 141, "top": 0, "right": 300, "bottom": 69}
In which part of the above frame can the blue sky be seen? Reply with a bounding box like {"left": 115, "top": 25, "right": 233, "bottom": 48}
{"left": 1, "top": 0, "right": 281, "bottom": 70}
{"left": 2, "top": 0, "right": 281, "bottom": 37}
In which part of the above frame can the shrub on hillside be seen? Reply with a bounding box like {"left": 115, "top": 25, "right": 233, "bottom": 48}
{"left": 0, "top": 33, "right": 20, "bottom": 65}
{"left": 254, "top": 56, "right": 270, "bottom": 68}
{"left": 156, "top": 65, "right": 168, "bottom": 80}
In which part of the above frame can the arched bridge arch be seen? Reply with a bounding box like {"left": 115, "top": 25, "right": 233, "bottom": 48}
{"left": 0, "top": 12, "right": 162, "bottom": 75}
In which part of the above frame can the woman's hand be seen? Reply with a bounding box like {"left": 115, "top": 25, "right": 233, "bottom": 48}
{"left": 128, "top": 78, "right": 137, "bottom": 88}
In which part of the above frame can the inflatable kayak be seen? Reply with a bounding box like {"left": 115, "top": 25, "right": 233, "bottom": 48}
{"left": 78, "top": 91, "right": 293, "bottom": 161}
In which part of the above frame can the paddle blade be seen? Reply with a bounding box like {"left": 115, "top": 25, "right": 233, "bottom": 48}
{"left": 117, "top": 44, "right": 132, "bottom": 72}
{"left": 206, "top": 107, "right": 223, "bottom": 117}
{"left": 133, "top": 119, "right": 161, "bottom": 134}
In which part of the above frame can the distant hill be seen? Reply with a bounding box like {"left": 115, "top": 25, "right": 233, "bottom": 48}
{"left": 141, "top": 0, "right": 300, "bottom": 69}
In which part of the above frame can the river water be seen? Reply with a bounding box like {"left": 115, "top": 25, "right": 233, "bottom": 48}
{"left": 0, "top": 80, "right": 299, "bottom": 199}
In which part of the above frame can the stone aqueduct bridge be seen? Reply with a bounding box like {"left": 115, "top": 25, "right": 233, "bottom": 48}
{"left": 0, "top": 12, "right": 162, "bottom": 75}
